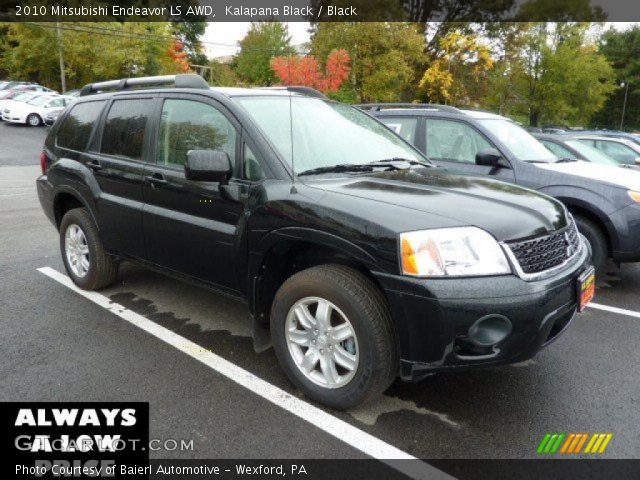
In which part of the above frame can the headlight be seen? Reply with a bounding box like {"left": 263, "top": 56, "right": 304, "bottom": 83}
{"left": 400, "top": 227, "right": 511, "bottom": 277}
{"left": 628, "top": 190, "right": 640, "bottom": 203}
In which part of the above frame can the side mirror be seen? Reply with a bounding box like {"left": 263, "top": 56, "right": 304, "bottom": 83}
{"left": 476, "top": 148, "right": 506, "bottom": 167}
{"left": 185, "top": 150, "right": 232, "bottom": 183}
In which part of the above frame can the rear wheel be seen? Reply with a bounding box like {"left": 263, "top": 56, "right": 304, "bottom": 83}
{"left": 60, "top": 208, "right": 118, "bottom": 290}
{"left": 26, "top": 113, "right": 41, "bottom": 127}
{"left": 271, "top": 264, "right": 397, "bottom": 409}
{"left": 575, "top": 215, "right": 607, "bottom": 272}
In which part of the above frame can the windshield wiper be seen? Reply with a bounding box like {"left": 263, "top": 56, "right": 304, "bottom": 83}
{"left": 297, "top": 164, "right": 375, "bottom": 176}
{"left": 367, "top": 158, "right": 430, "bottom": 169}
{"left": 297, "top": 158, "right": 430, "bottom": 177}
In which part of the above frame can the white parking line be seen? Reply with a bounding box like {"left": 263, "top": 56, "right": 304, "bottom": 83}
{"left": 588, "top": 302, "right": 640, "bottom": 319}
{"left": 37, "top": 267, "right": 452, "bottom": 480}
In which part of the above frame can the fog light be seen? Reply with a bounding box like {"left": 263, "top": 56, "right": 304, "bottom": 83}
{"left": 468, "top": 314, "right": 512, "bottom": 346}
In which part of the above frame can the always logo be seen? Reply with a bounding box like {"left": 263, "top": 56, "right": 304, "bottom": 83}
{"left": 3, "top": 402, "right": 149, "bottom": 478}
{"left": 15, "top": 408, "right": 137, "bottom": 428}
{"left": 537, "top": 432, "right": 613, "bottom": 454}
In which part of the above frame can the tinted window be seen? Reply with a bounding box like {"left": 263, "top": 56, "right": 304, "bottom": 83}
{"left": 101, "top": 99, "right": 152, "bottom": 160}
{"left": 426, "top": 119, "right": 494, "bottom": 164}
{"left": 157, "top": 99, "right": 236, "bottom": 168}
{"left": 56, "top": 101, "right": 106, "bottom": 152}
{"left": 379, "top": 117, "right": 418, "bottom": 144}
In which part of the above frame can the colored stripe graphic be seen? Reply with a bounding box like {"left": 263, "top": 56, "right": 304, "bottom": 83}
{"left": 538, "top": 433, "right": 612, "bottom": 454}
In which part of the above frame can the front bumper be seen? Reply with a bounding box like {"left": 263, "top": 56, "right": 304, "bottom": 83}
{"left": 611, "top": 202, "right": 640, "bottom": 262}
{"left": 374, "top": 240, "right": 591, "bottom": 381}
{"left": 2, "top": 111, "right": 26, "bottom": 123}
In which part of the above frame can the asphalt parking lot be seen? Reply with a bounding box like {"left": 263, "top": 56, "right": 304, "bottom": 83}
{"left": 1, "top": 121, "right": 639, "bottom": 469}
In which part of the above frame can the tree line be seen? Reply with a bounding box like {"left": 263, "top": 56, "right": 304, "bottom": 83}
{"left": 1, "top": 21, "right": 638, "bottom": 130}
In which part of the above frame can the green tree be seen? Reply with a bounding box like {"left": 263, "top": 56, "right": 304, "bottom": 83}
{"left": 310, "top": 22, "right": 424, "bottom": 102}
{"left": 593, "top": 26, "right": 640, "bottom": 130}
{"left": 521, "top": 23, "right": 614, "bottom": 126}
{"left": 208, "top": 60, "right": 238, "bottom": 87}
{"left": 235, "top": 22, "right": 294, "bottom": 86}
{"left": 173, "top": 21, "right": 207, "bottom": 65}
{"left": 0, "top": 22, "right": 187, "bottom": 91}
{"left": 418, "top": 30, "right": 494, "bottom": 105}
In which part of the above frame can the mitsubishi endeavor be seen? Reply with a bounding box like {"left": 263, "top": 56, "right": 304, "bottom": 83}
{"left": 37, "top": 75, "right": 593, "bottom": 409}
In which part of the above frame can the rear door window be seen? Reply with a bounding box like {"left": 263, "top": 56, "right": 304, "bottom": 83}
{"left": 56, "top": 101, "right": 106, "bottom": 152}
{"left": 425, "top": 118, "right": 494, "bottom": 163}
{"left": 100, "top": 99, "right": 153, "bottom": 160}
{"left": 379, "top": 117, "right": 418, "bottom": 144}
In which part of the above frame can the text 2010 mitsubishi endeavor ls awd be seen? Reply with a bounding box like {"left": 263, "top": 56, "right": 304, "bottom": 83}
{"left": 37, "top": 75, "right": 594, "bottom": 409}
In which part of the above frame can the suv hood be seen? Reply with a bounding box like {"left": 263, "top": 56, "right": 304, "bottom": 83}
{"left": 534, "top": 160, "right": 640, "bottom": 191}
{"left": 306, "top": 168, "right": 567, "bottom": 242}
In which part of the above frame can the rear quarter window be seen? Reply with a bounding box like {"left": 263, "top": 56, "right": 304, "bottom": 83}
{"left": 56, "top": 101, "right": 106, "bottom": 152}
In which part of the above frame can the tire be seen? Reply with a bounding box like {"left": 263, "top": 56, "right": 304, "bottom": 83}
{"left": 574, "top": 215, "right": 607, "bottom": 272}
{"left": 271, "top": 264, "right": 397, "bottom": 409}
{"left": 59, "top": 208, "right": 118, "bottom": 290}
{"left": 26, "top": 113, "right": 41, "bottom": 127}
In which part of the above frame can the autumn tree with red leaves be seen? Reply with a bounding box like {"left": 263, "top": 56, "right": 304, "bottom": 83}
{"left": 168, "top": 39, "right": 191, "bottom": 73}
{"left": 271, "top": 49, "right": 350, "bottom": 93}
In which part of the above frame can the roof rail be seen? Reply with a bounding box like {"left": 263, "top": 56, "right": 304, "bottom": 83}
{"left": 355, "top": 103, "right": 461, "bottom": 113}
{"left": 79, "top": 74, "right": 209, "bottom": 97}
{"left": 259, "top": 86, "right": 327, "bottom": 99}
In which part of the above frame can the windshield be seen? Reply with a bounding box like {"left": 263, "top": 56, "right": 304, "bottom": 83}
{"left": 476, "top": 118, "right": 557, "bottom": 162}
{"left": 565, "top": 140, "right": 619, "bottom": 166}
{"left": 236, "top": 96, "right": 428, "bottom": 174}
{"left": 27, "top": 96, "right": 52, "bottom": 106}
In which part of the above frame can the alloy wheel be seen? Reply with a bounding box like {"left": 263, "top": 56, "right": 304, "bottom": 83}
{"left": 65, "top": 224, "right": 90, "bottom": 278}
{"left": 285, "top": 296, "right": 359, "bottom": 389}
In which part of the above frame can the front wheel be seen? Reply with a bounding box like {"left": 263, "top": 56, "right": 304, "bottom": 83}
{"left": 574, "top": 215, "right": 607, "bottom": 272}
{"left": 26, "top": 113, "right": 41, "bottom": 127}
{"left": 271, "top": 264, "right": 397, "bottom": 409}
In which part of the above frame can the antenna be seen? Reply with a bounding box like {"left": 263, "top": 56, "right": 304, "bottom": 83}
{"left": 288, "top": 52, "right": 295, "bottom": 185}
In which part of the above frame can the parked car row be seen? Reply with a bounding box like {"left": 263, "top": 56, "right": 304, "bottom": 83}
{"left": 359, "top": 104, "right": 640, "bottom": 272}
{"left": 37, "top": 75, "right": 596, "bottom": 409}
{"left": 0, "top": 90, "right": 75, "bottom": 126}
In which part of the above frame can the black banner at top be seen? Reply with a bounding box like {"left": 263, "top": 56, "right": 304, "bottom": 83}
{"left": 0, "top": 0, "right": 636, "bottom": 22}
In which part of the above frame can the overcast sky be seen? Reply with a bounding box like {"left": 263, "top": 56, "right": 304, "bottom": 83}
{"left": 203, "top": 22, "right": 637, "bottom": 60}
{"left": 203, "top": 22, "right": 311, "bottom": 58}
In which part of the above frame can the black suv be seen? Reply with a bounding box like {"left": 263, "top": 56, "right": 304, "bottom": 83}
{"left": 38, "top": 75, "right": 593, "bottom": 409}
{"left": 363, "top": 104, "right": 640, "bottom": 271}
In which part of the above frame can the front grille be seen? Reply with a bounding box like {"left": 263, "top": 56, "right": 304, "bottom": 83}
{"left": 506, "top": 220, "right": 580, "bottom": 275}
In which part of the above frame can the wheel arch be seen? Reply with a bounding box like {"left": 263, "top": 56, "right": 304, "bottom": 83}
{"left": 559, "top": 198, "right": 615, "bottom": 256}
{"left": 249, "top": 228, "right": 389, "bottom": 352}
{"left": 53, "top": 187, "right": 99, "bottom": 231}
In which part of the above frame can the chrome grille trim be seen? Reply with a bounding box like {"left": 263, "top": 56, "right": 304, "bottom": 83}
{"left": 501, "top": 220, "right": 585, "bottom": 281}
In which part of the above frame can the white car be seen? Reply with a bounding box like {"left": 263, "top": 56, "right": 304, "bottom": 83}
{"left": 2, "top": 95, "right": 74, "bottom": 126}
{"left": 0, "top": 91, "right": 45, "bottom": 117}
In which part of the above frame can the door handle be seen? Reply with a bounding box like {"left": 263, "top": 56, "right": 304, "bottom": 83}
{"left": 87, "top": 160, "right": 102, "bottom": 171}
{"left": 144, "top": 173, "right": 167, "bottom": 186}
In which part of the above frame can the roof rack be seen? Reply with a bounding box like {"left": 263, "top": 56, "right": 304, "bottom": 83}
{"left": 79, "top": 74, "right": 209, "bottom": 97}
{"left": 259, "top": 86, "right": 327, "bottom": 99}
{"left": 355, "top": 103, "right": 461, "bottom": 113}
